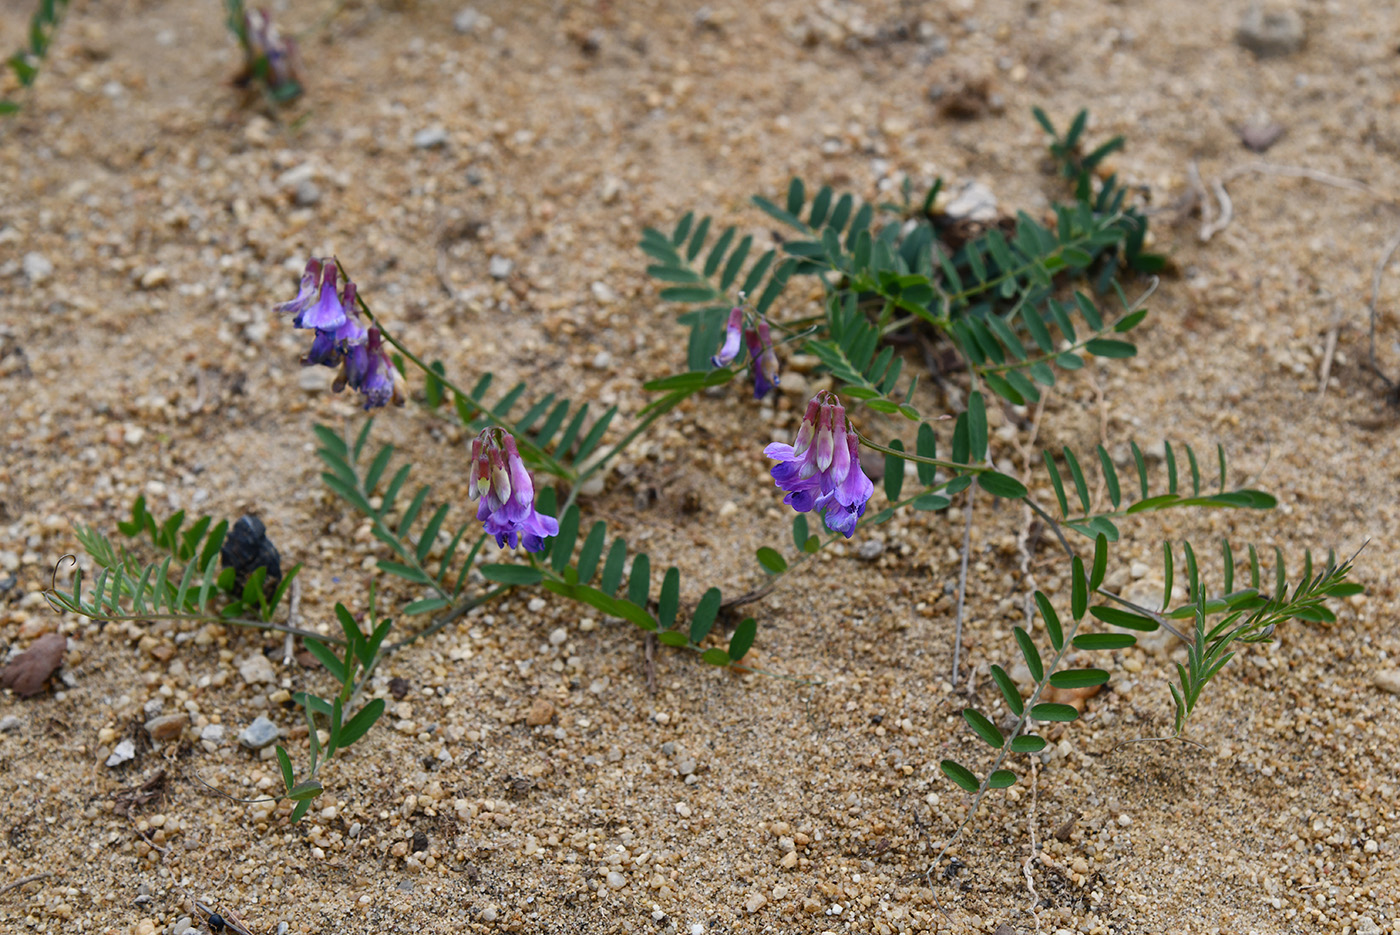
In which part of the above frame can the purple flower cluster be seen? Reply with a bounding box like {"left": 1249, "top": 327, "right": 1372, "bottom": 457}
{"left": 764, "top": 391, "right": 874, "bottom": 537}
{"left": 276, "top": 258, "right": 405, "bottom": 409}
{"left": 469, "top": 428, "right": 560, "bottom": 553}
{"left": 712, "top": 307, "right": 780, "bottom": 399}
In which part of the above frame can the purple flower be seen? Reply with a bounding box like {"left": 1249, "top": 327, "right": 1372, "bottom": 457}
{"left": 710, "top": 307, "right": 781, "bottom": 398}
{"left": 711, "top": 307, "right": 744, "bottom": 367}
{"left": 294, "top": 263, "right": 347, "bottom": 332}
{"left": 301, "top": 328, "right": 342, "bottom": 368}
{"left": 468, "top": 429, "right": 560, "bottom": 552}
{"left": 334, "top": 327, "right": 405, "bottom": 410}
{"left": 744, "top": 320, "right": 780, "bottom": 399}
{"left": 275, "top": 258, "right": 322, "bottom": 319}
{"left": 764, "top": 391, "right": 873, "bottom": 538}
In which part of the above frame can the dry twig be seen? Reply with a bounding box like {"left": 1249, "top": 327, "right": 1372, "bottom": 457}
{"left": 0, "top": 872, "right": 51, "bottom": 896}
{"left": 1366, "top": 227, "right": 1400, "bottom": 392}
{"left": 1316, "top": 312, "right": 1342, "bottom": 402}
{"left": 1197, "top": 162, "right": 1398, "bottom": 243}
{"left": 1021, "top": 756, "right": 1044, "bottom": 934}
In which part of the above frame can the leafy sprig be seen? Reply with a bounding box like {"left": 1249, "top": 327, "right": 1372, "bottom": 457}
{"left": 45, "top": 502, "right": 306, "bottom": 638}
{"left": 1039, "top": 440, "right": 1276, "bottom": 541}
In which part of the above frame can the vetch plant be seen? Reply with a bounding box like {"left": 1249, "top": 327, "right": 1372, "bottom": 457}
{"left": 46, "top": 108, "right": 1357, "bottom": 842}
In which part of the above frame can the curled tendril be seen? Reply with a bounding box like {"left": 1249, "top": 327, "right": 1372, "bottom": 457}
{"left": 45, "top": 554, "right": 77, "bottom": 610}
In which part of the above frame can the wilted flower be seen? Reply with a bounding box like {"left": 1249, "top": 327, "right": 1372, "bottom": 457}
{"left": 469, "top": 428, "right": 560, "bottom": 552}
{"left": 764, "top": 390, "right": 873, "bottom": 537}
{"left": 710, "top": 306, "right": 780, "bottom": 399}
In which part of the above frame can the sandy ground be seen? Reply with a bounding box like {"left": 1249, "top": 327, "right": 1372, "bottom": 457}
{"left": 2, "top": 0, "right": 1400, "bottom": 933}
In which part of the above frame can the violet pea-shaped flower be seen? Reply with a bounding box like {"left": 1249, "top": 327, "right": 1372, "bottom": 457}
{"left": 764, "top": 391, "right": 873, "bottom": 538}
{"left": 744, "top": 320, "right": 780, "bottom": 399}
{"left": 469, "top": 428, "right": 560, "bottom": 553}
{"left": 275, "top": 258, "right": 323, "bottom": 319}
{"left": 711, "top": 307, "right": 744, "bottom": 367}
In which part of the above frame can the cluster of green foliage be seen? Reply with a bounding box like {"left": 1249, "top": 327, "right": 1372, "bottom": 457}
{"left": 1, "top": 0, "right": 69, "bottom": 114}
{"left": 47, "top": 109, "right": 1358, "bottom": 832}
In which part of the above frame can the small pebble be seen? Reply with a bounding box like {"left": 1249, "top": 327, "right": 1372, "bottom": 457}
{"left": 744, "top": 893, "right": 767, "bottom": 913}
{"left": 237, "top": 653, "right": 277, "bottom": 685}
{"left": 1235, "top": 4, "right": 1305, "bottom": 58}
{"left": 488, "top": 255, "right": 514, "bottom": 279}
{"left": 414, "top": 127, "right": 450, "bottom": 149}
{"left": 201, "top": 724, "right": 226, "bottom": 744}
{"left": 525, "top": 698, "right": 556, "bottom": 727}
{"left": 453, "top": 7, "right": 484, "bottom": 34}
{"left": 1374, "top": 669, "right": 1400, "bottom": 695}
{"left": 0, "top": 715, "right": 22, "bottom": 732}
{"left": 144, "top": 713, "right": 187, "bottom": 742}
{"left": 676, "top": 758, "right": 696, "bottom": 776}
{"left": 606, "top": 871, "right": 627, "bottom": 890}
{"left": 171, "top": 916, "right": 194, "bottom": 935}
{"left": 479, "top": 907, "right": 498, "bottom": 923}
{"left": 139, "top": 267, "right": 169, "bottom": 290}
{"left": 856, "top": 540, "right": 883, "bottom": 562}
{"left": 548, "top": 627, "right": 568, "bottom": 646}
{"left": 298, "top": 368, "right": 327, "bottom": 393}
{"left": 239, "top": 715, "right": 281, "bottom": 750}
{"left": 675, "top": 801, "right": 691, "bottom": 817}
{"left": 23, "top": 252, "right": 53, "bottom": 283}
{"left": 106, "top": 738, "right": 136, "bottom": 767}
{"left": 294, "top": 179, "right": 322, "bottom": 207}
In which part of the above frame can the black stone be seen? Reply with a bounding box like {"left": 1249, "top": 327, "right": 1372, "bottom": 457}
{"left": 220, "top": 516, "right": 282, "bottom": 597}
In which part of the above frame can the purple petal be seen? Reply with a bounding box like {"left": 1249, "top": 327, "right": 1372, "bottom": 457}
{"left": 710, "top": 307, "right": 744, "bottom": 367}
{"left": 295, "top": 266, "right": 346, "bottom": 331}
{"left": 301, "top": 329, "right": 342, "bottom": 368}
{"left": 275, "top": 258, "right": 322, "bottom": 318}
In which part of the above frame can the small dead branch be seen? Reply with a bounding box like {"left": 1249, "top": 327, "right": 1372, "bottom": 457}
{"left": 1366, "top": 227, "right": 1400, "bottom": 393}
{"left": 1196, "top": 162, "right": 1398, "bottom": 244}
{"left": 283, "top": 577, "right": 301, "bottom": 666}
{"left": 643, "top": 632, "right": 657, "bottom": 696}
{"left": 1021, "top": 755, "right": 1043, "bottom": 934}
{"left": 0, "top": 872, "right": 51, "bottom": 896}
{"left": 1316, "top": 312, "right": 1342, "bottom": 402}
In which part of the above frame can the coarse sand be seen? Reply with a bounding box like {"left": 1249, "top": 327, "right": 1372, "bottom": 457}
{"left": 2, "top": 1, "right": 1399, "bottom": 933}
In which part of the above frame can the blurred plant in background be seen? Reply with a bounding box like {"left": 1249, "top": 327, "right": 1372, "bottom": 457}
{"left": 1, "top": 0, "right": 70, "bottom": 114}
{"left": 225, "top": 0, "right": 303, "bottom": 103}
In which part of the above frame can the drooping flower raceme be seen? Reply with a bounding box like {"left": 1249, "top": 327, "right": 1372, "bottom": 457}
{"left": 710, "top": 307, "right": 780, "bottom": 399}
{"left": 764, "top": 391, "right": 873, "bottom": 538}
{"left": 275, "top": 257, "right": 403, "bottom": 409}
{"left": 469, "top": 428, "right": 560, "bottom": 552}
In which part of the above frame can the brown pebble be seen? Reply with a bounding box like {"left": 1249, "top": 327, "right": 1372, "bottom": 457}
{"left": 1239, "top": 122, "right": 1285, "bottom": 153}
{"left": 0, "top": 632, "right": 67, "bottom": 698}
{"left": 1042, "top": 682, "right": 1102, "bottom": 712}
{"left": 525, "top": 698, "right": 556, "bottom": 727}
{"left": 144, "top": 713, "right": 188, "bottom": 742}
